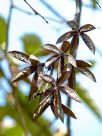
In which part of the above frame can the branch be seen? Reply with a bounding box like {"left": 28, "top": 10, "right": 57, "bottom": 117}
{"left": 13, "top": 5, "right": 34, "bottom": 15}
{"left": 5, "top": 0, "right": 13, "bottom": 52}
{"left": 13, "top": 5, "right": 63, "bottom": 24}
{"left": 39, "top": 0, "right": 67, "bottom": 22}
{"left": 96, "top": 0, "right": 101, "bottom": 8}
{"left": 24, "top": 0, "right": 48, "bottom": 23}
{"left": 67, "top": 0, "right": 82, "bottom": 136}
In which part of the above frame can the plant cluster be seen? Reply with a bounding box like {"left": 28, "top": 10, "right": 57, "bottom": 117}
{"left": 8, "top": 20, "right": 96, "bottom": 122}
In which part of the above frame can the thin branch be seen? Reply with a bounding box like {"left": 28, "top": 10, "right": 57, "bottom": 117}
{"left": 39, "top": 0, "right": 67, "bottom": 22}
{"left": 13, "top": 5, "right": 64, "bottom": 24}
{"left": 96, "top": 0, "right": 101, "bottom": 8}
{"left": 24, "top": 0, "right": 48, "bottom": 23}
{"left": 5, "top": 0, "right": 13, "bottom": 52}
{"left": 13, "top": 4, "right": 64, "bottom": 24}
{"left": 45, "top": 17, "right": 64, "bottom": 24}
{"left": 67, "top": 0, "right": 82, "bottom": 136}
{"left": 13, "top": 5, "right": 34, "bottom": 15}
{"left": 83, "top": 3, "right": 102, "bottom": 10}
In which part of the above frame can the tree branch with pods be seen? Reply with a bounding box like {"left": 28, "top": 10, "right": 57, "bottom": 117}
{"left": 7, "top": 0, "right": 98, "bottom": 136}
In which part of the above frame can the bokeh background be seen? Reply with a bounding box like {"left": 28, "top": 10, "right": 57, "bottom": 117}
{"left": 0, "top": 0, "right": 102, "bottom": 136}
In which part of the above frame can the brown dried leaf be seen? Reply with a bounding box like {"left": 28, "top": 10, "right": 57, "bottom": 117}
{"left": 56, "top": 30, "right": 76, "bottom": 44}
{"left": 57, "top": 71, "right": 71, "bottom": 86}
{"left": 57, "top": 59, "right": 62, "bottom": 79}
{"left": 29, "top": 54, "right": 39, "bottom": 65}
{"left": 33, "top": 95, "right": 50, "bottom": 119}
{"left": 62, "top": 104, "right": 76, "bottom": 119}
{"left": 40, "top": 74, "right": 56, "bottom": 86}
{"left": 36, "top": 64, "right": 44, "bottom": 88}
{"left": 61, "top": 41, "right": 71, "bottom": 53}
{"left": 81, "top": 33, "right": 95, "bottom": 54}
{"left": 67, "top": 20, "right": 79, "bottom": 30}
{"left": 51, "top": 92, "right": 59, "bottom": 119}
{"left": 45, "top": 55, "right": 60, "bottom": 68}
{"left": 8, "top": 51, "right": 30, "bottom": 64}
{"left": 78, "top": 67, "right": 96, "bottom": 82}
{"left": 57, "top": 92, "right": 64, "bottom": 122}
{"left": 79, "top": 24, "right": 96, "bottom": 33}
{"left": 70, "top": 35, "right": 79, "bottom": 57}
{"left": 51, "top": 99, "right": 58, "bottom": 119}
{"left": 43, "top": 87, "right": 56, "bottom": 96}
{"left": 76, "top": 60, "right": 92, "bottom": 68}
{"left": 29, "top": 72, "right": 38, "bottom": 101}
{"left": 42, "top": 44, "right": 61, "bottom": 54}
{"left": 65, "top": 54, "right": 77, "bottom": 67}
{"left": 53, "top": 92, "right": 64, "bottom": 122}
{"left": 11, "top": 66, "right": 35, "bottom": 83}
{"left": 59, "top": 85, "right": 81, "bottom": 102}
{"left": 68, "top": 68, "right": 76, "bottom": 89}
{"left": 36, "top": 64, "right": 43, "bottom": 75}
{"left": 62, "top": 64, "right": 72, "bottom": 73}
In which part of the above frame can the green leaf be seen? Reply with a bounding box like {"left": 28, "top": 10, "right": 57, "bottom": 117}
{"left": 0, "top": 90, "right": 52, "bottom": 136}
{"left": 75, "top": 83, "right": 101, "bottom": 120}
{"left": 22, "top": 34, "right": 42, "bottom": 55}
{"left": 1, "top": 126, "right": 24, "bottom": 136}
{"left": 0, "top": 68, "right": 4, "bottom": 77}
{"left": 16, "top": 91, "right": 52, "bottom": 136}
{"left": 0, "top": 16, "right": 7, "bottom": 45}
{"left": 22, "top": 34, "right": 49, "bottom": 56}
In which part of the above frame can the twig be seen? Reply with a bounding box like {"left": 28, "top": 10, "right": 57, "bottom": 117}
{"left": 39, "top": 0, "right": 67, "bottom": 22}
{"left": 45, "top": 17, "right": 64, "bottom": 24}
{"left": 5, "top": 0, "right": 13, "bottom": 52}
{"left": 96, "top": 0, "right": 101, "bottom": 8}
{"left": 13, "top": 5, "right": 34, "bottom": 15}
{"left": 24, "top": 0, "right": 48, "bottom": 23}
{"left": 67, "top": 1, "right": 82, "bottom": 136}
{"left": 83, "top": 3, "right": 102, "bottom": 10}
{"left": 13, "top": 5, "right": 64, "bottom": 24}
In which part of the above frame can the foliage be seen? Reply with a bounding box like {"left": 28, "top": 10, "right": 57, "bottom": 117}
{"left": 0, "top": 0, "right": 102, "bottom": 136}
{"left": 7, "top": 20, "right": 99, "bottom": 123}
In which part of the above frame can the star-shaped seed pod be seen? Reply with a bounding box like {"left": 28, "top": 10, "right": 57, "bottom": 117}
{"left": 40, "top": 74, "right": 81, "bottom": 103}
{"left": 33, "top": 70, "right": 80, "bottom": 122}
{"left": 8, "top": 51, "right": 44, "bottom": 100}
{"left": 38, "top": 73, "right": 80, "bottom": 122}
{"left": 33, "top": 93, "right": 77, "bottom": 122}
{"left": 56, "top": 24, "right": 96, "bottom": 55}
{"left": 42, "top": 42, "right": 77, "bottom": 69}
